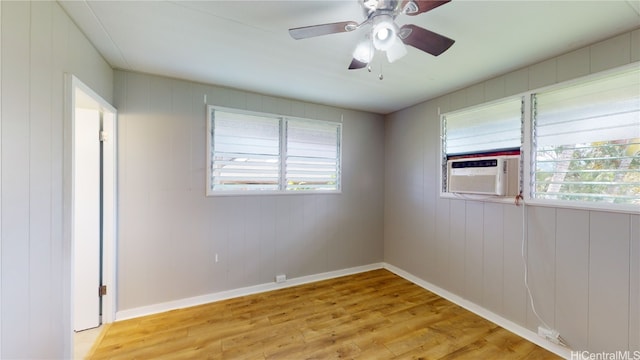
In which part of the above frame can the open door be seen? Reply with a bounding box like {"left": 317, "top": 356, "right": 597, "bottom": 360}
{"left": 70, "top": 76, "right": 117, "bottom": 332}
{"left": 73, "top": 106, "right": 101, "bottom": 331}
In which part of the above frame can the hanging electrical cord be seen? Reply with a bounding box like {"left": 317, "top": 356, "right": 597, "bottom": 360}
{"left": 520, "top": 199, "right": 551, "bottom": 329}
{"left": 519, "top": 198, "right": 569, "bottom": 347}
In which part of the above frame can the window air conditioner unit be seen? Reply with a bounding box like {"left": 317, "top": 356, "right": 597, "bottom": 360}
{"left": 447, "top": 155, "right": 519, "bottom": 196}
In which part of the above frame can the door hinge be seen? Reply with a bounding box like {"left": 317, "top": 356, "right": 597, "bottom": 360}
{"left": 99, "top": 285, "right": 107, "bottom": 296}
{"left": 99, "top": 131, "right": 107, "bottom": 142}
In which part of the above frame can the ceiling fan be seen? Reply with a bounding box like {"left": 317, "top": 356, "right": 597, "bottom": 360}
{"left": 288, "top": 0, "right": 455, "bottom": 70}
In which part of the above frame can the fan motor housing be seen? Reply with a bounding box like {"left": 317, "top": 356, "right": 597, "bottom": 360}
{"left": 362, "top": 0, "right": 400, "bottom": 18}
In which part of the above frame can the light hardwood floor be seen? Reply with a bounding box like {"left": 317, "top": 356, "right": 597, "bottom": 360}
{"left": 88, "top": 269, "right": 560, "bottom": 359}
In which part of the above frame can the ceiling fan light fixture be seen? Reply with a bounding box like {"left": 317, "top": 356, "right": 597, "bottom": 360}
{"left": 372, "top": 15, "right": 397, "bottom": 51}
{"left": 353, "top": 39, "right": 374, "bottom": 63}
{"left": 376, "top": 27, "right": 390, "bottom": 41}
{"left": 287, "top": 0, "right": 455, "bottom": 71}
{"left": 386, "top": 37, "right": 407, "bottom": 63}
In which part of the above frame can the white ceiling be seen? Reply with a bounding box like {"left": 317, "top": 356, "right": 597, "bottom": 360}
{"left": 59, "top": 0, "right": 640, "bottom": 114}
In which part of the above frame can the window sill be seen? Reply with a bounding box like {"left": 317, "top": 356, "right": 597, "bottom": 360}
{"left": 440, "top": 192, "right": 640, "bottom": 214}
{"left": 522, "top": 198, "right": 640, "bottom": 215}
{"left": 440, "top": 192, "right": 522, "bottom": 205}
{"left": 207, "top": 190, "right": 342, "bottom": 197}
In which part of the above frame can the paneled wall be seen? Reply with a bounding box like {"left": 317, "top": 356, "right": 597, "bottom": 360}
{"left": 0, "top": 1, "right": 113, "bottom": 358}
{"left": 114, "top": 70, "right": 385, "bottom": 312}
{"left": 384, "top": 29, "right": 640, "bottom": 353}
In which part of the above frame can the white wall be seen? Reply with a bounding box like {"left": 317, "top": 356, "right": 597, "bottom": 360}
{"left": 113, "top": 70, "right": 385, "bottom": 312}
{"left": 0, "top": 1, "right": 113, "bottom": 358}
{"left": 384, "top": 29, "right": 640, "bottom": 354}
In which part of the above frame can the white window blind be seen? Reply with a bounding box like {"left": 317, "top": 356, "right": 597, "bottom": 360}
{"left": 210, "top": 110, "right": 281, "bottom": 191}
{"left": 208, "top": 106, "right": 342, "bottom": 194}
{"left": 443, "top": 97, "right": 523, "bottom": 156}
{"left": 532, "top": 67, "right": 640, "bottom": 204}
{"left": 286, "top": 119, "right": 341, "bottom": 191}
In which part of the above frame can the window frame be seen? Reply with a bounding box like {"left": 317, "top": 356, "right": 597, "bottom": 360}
{"left": 439, "top": 62, "right": 640, "bottom": 214}
{"left": 439, "top": 95, "right": 525, "bottom": 203}
{"left": 206, "top": 105, "right": 342, "bottom": 196}
{"left": 525, "top": 63, "right": 639, "bottom": 214}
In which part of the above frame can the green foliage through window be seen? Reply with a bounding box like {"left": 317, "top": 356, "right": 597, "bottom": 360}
{"left": 532, "top": 67, "right": 640, "bottom": 206}
{"left": 535, "top": 139, "right": 640, "bottom": 204}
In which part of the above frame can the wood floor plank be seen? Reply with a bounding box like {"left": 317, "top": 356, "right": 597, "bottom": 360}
{"left": 88, "top": 269, "right": 560, "bottom": 359}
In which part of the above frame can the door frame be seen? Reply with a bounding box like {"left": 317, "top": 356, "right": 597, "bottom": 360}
{"left": 65, "top": 74, "right": 117, "bottom": 335}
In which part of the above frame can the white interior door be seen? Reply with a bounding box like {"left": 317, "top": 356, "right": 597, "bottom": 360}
{"left": 73, "top": 107, "right": 101, "bottom": 331}
{"left": 70, "top": 75, "right": 117, "bottom": 335}
{"left": 101, "top": 111, "right": 116, "bottom": 324}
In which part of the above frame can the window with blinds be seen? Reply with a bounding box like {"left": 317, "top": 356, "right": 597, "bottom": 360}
{"left": 443, "top": 97, "right": 523, "bottom": 156}
{"left": 207, "top": 106, "right": 341, "bottom": 194}
{"left": 532, "top": 67, "right": 640, "bottom": 205}
{"left": 209, "top": 110, "right": 281, "bottom": 191}
{"left": 441, "top": 97, "right": 523, "bottom": 193}
{"left": 286, "top": 119, "right": 341, "bottom": 191}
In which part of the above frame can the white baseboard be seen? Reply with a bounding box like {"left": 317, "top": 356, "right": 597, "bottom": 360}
{"left": 382, "top": 263, "right": 571, "bottom": 359}
{"left": 115, "top": 263, "right": 384, "bottom": 321}
{"left": 115, "top": 261, "right": 570, "bottom": 359}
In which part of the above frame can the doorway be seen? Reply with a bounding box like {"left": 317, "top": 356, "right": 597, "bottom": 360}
{"left": 69, "top": 75, "right": 117, "bottom": 334}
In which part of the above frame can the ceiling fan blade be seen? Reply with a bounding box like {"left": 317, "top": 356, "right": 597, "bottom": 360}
{"left": 399, "top": 24, "right": 454, "bottom": 56}
{"left": 402, "top": 0, "right": 450, "bottom": 15}
{"left": 289, "top": 21, "right": 358, "bottom": 40}
{"left": 348, "top": 58, "right": 368, "bottom": 70}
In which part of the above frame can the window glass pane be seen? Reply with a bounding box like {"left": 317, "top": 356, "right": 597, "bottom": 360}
{"left": 532, "top": 68, "right": 640, "bottom": 205}
{"left": 444, "top": 97, "right": 522, "bottom": 155}
{"left": 211, "top": 110, "right": 280, "bottom": 191}
{"left": 286, "top": 119, "right": 341, "bottom": 191}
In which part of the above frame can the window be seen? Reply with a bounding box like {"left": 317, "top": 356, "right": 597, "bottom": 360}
{"left": 443, "top": 97, "right": 523, "bottom": 157}
{"left": 207, "top": 106, "right": 341, "bottom": 194}
{"left": 441, "top": 97, "right": 523, "bottom": 193}
{"left": 531, "top": 67, "right": 640, "bottom": 205}
{"left": 286, "top": 119, "right": 341, "bottom": 191}
{"left": 208, "top": 110, "right": 281, "bottom": 191}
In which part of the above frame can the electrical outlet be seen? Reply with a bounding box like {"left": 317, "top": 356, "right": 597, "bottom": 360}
{"left": 537, "top": 326, "right": 562, "bottom": 345}
{"left": 275, "top": 274, "right": 286, "bottom": 283}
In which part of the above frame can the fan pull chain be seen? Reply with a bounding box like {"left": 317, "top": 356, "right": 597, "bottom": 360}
{"left": 365, "top": 50, "right": 383, "bottom": 80}
{"left": 368, "top": 37, "right": 374, "bottom": 73}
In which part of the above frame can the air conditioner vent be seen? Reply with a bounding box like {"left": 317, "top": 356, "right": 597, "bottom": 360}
{"left": 451, "top": 159, "right": 498, "bottom": 169}
{"left": 447, "top": 155, "right": 519, "bottom": 196}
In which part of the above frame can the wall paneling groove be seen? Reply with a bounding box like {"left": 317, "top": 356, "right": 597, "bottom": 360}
{"left": 0, "top": 1, "right": 113, "bottom": 357}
